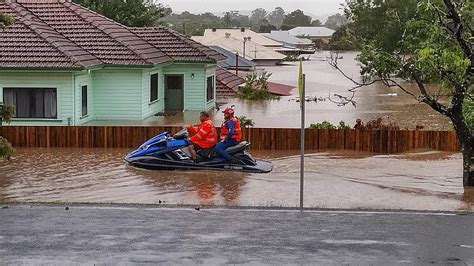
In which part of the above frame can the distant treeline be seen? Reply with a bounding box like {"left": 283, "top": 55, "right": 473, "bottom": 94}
{"left": 160, "top": 8, "right": 347, "bottom": 35}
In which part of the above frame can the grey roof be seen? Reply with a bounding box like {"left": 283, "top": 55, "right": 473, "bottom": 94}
{"left": 210, "top": 46, "right": 256, "bottom": 69}
{"left": 264, "top": 31, "right": 313, "bottom": 46}
{"left": 288, "top": 27, "right": 335, "bottom": 38}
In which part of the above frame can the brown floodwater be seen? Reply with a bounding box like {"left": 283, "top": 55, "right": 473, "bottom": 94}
{"left": 0, "top": 148, "right": 470, "bottom": 212}
{"left": 85, "top": 51, "right": 452, "bottom": 130}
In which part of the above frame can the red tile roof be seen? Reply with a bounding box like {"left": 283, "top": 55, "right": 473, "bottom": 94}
{"left": 0, "top": 0, "right": 224, "bottom": 69}
{"left": 216, "top": 68, "right": 244, "bottom": 97}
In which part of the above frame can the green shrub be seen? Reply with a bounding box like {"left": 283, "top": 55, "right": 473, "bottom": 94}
{"left": 1, "top": 104, "right": 15, "bottom": 124}
{"left": 238, "top": 116, "right": 255, "bottom": 128}
{"left": 464, "top": 94, "right": 474, "bottom": 129}
{"left": 310, "top": 121, "right": 336, "bottom": 129}
{"left": 310, "top": 120, "right": 350, "bottom": 129}
{"left": 0, "top": 137, "right": 13, "bottom": 160}
{"left": 237, "top": 72, "right": 279, "bottom": 100}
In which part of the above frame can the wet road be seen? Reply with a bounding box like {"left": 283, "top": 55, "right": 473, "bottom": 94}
{"left": 0, "top": 148, "right": 471, "bottom": 211}
{"left": 1, "top": 206, "right": 473, "bottom": 264}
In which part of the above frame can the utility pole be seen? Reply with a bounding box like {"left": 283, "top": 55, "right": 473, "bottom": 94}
{"left": 243, "top": 36, "right": 251, "bottom": 59}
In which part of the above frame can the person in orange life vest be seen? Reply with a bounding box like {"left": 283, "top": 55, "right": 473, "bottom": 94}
{"left": 186, "top": 111, "right": 217, "bottom": 160}
{"left": 215, "top": 107, "right": 242, "bottom": 161}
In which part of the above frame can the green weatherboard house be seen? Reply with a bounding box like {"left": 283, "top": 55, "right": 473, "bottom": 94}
{"left": 0, "top": 0, "right": 225, "bottom": 125}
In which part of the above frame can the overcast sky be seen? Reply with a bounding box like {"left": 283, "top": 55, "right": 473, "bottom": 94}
{"left": 158, "top": 0, "right": 346, "bottom": 20}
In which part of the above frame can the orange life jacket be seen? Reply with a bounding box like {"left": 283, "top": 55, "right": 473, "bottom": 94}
{"left": 187, "top": 118, "right": 217, "bottom": 148}
{"left": 220, "top": 117, "right": 242, "bottom": 142}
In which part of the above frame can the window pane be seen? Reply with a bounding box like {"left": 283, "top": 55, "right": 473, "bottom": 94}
{"left": 3, "top": 88, "right": 57, "bottom": 119}
{"left": 207, "top": 76, "right": 214, "bottom": 102}
{"left": 3, "top": 89, "right": 17, "bottom": 118}
{"left": 150, "top": 73, "right": 158, "bottom": 102}
{"left": 32, "top": 89, "right": 45, "bottom": 118}
{"left": 82, "top": 85, "right": 88, "bottom": 116}
{"left": 44, "top": 89, "right": 57, "bottom": 118}
{"left": 16, "top": 89, "right": 31, "bottom": 118}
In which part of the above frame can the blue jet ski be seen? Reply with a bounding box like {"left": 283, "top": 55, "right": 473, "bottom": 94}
{"left": 125, "top": 128, "right": 273, "bottom": 173}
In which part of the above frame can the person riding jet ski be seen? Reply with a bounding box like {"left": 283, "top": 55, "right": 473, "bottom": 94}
{"left": 186, "top": 111, "right": 217, "bottom": 161}
{"left": 215, "top": 107, "right": 242, "bottom": 163}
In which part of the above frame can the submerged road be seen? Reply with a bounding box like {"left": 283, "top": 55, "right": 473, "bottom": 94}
{"left": 0, "top": 205, "right": 473, "bottom": 264}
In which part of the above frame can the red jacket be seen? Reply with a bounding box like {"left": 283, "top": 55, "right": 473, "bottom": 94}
{"left": 220, "top": 117, "right": 242, "bottom": 142}
{"left": 187, "top": 118, "right": 217, "bottom": 148}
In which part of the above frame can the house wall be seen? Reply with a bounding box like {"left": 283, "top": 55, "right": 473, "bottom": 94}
{"left": 74, "top": 73, "right": 94, "bottom": 125}
{"left": 91, "top": 69, "right": 143, "bottom": 121}
{"left": 0, "top": 63, "right": 217, "bottom": 125}
{"left": 162, "top": 63, "right": 211, "bottom": 112}
{"left": 141, "top": 68, "right": 164, "bottom": 119}
{"left": 0, "top": 72, "right": 74, "bottom": 125}
{"left": 205, "top": 66, "right": 217, "bottom": 110}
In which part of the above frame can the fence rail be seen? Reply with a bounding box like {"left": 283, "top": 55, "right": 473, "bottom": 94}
{"left": 0, "top": 126, "right": 460, "bottom": 153}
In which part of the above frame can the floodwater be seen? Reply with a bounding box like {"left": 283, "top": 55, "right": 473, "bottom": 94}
{"left": 0, "top": 148, "right": 471, "bottom": 212}
{"left": 84, "top": 51, "right": 452, "bottom": 130}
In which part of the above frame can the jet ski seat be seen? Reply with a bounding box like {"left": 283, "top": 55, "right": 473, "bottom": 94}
{"left": 225, "top": 141, "right": 249, "bottom": 154}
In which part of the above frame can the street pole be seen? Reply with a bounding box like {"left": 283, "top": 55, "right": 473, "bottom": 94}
{"left": 235, "top": 52, "right": 239, "bottom": 76}
{"left": 300, "top": 74, "right": 306, "bottom": 212}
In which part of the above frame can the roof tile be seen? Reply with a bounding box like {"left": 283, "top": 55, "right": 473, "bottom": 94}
{"left": 0, "top": 0, "right": 222, "bottom": 69}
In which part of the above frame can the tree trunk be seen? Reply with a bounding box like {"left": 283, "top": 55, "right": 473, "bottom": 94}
{"left": 462, "top": 132, "right": 474, "bottom": 187}
{"left": 450, "top": 112, "right": 474, "bottom": 186}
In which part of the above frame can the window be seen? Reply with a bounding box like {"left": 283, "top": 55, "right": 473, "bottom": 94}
{"left": 81, "top": 85, "right": 88, "bottom": 116}
{"left": 3, "top": 88, "right": 57, "bottom": 119}
{"left": 206, "top": 75, "right": 215, "bottom": 102}
{"left": 150, "top": 73, "right": 158, "bottom": 102}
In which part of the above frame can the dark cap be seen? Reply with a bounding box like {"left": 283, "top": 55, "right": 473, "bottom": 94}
{"left": 200, "top": 111, "right": 210, "bottom": 117}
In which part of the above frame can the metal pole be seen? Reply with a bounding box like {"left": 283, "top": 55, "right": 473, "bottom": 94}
{"left": 300, "top": 74, "right": 306, "bottom": 212}
{"left": 235, "top": 53, "right": 239, "bottom": 76}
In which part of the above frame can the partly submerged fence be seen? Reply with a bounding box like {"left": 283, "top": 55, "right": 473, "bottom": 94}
{"left": 0, "top": 126, "right": 460, "bottom": 153}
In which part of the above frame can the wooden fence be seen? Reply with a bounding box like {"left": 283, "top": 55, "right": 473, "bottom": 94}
{"left": 0, "top": 126, "right": 460, "bottom": 153}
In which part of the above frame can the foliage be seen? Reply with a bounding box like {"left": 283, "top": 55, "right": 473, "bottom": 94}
{"left": 328, "top": 25, "right": 357, "bottom": 51}
{"left": 268, "top": 7, "right": 286, "bottom": 29}
{"left": 0, "top": 137, "right": 13, "bottom": 160}
{"left": 331, "top": 0, "right": 473, "bottom": 146}
{"left": 73, "top": 0, "right": 171, "bottom": 27}
{"left": 163, "top": 12, "right": 225, "bottom": 35}
{"left": 0, "top": 104, "right": 15, "bottom": 160}
{"left": 464, "top": 94, "right": 474, "bottom": 129}
{"left": 0, "top": 12, "right": 14, "bottom": 29}
{"left": 250, "top": 8, "right": 267, "bottom": 31}
{"left": 238, "top": 116, "right": 255, "bottom": 128}
{"left": 237, "top": 72, "right": 279, "bottom": 100}
{"left": 258, "top": 21, "right": 277, "bottom": 33}
{"left": 310, "top": 120, "right": 350, "bottom": 129}
{"left": 1, "top": 105, "right": 15, "bottom": 124}
{"left": 281, "top": 9, "right": 313, "bottom": 30}
{"left": 364, "top": 117, "right": 400, "bottom": 130}
{"left": 324, "top": 13, "right": 347, "bottom": 30}
{"left": 311, "top": 20, "right": 322, "bottom": 26}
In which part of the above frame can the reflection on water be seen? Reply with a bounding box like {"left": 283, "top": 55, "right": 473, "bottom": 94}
{"left": 0, "top": 148, "right": 471, "bottom": 211}
{"left": 84, "top": 52, "right": 452, "bottom": 130}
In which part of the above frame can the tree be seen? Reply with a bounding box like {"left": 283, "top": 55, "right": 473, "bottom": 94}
{"left": 0, "top": 13, "right": 14, "bottom": 160}
{"left": 328, "top": 25, "right": 357, "bottom": 50}
{"left": 162, "top": 11, "right": 225, "bottom": 35}
{"left": 72, "top": 0, "right": 171, "bottom": 27}
{"left": 250, "top": 8, "right": 267, "bottom": 31}
{"left": 330, "top": 0, "right": 474, "bottom": 186}
{"left": 268, "top": 7, "right": 285, "bottom": 29}
{"left": 311, "top": 19, "right": 322, "bottom": 26}
{"left": 324, "top": 13, "right": 347, "bottom": 30}
{"left": 281, "top": 9, "right": 312, "bottom": 30}
{"left": 258, "top": 19, "right": 277, "bottom": 33}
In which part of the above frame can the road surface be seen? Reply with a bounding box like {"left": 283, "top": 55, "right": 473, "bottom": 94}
{"left": 1, "top": 205, "right": 473, "bottom": 264}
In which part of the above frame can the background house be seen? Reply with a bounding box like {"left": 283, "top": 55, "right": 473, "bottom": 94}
{"left": 264, "top": 31, "right": 315, "bottom": 54}
{"left": 288, "top": 26, "right": 335, "bottom": 44}
{"left": 192, "top": 28, "right": 286, "bottom": 65}
{"left": 0, "top": 0, "right": 224, "bottom": 126}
